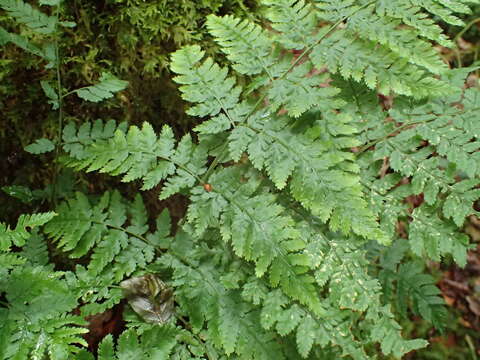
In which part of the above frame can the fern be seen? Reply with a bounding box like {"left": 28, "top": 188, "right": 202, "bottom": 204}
{"left": 0, "top": 0, "right": 57, "bottom": 34}
{"left": 74, "top": 72, "right": 129, "bottom": 103}
{"left": 8, "top": 0, "right": 480, "bottom": 358}
{"left": 62, "top": 121, "right": 208, "bottom": 197}
{"left": 76, "top": 327, "right": 178, "bottom": 360}
{"left": 0, "top": 213, "right": 88, "bottom": 360}
{"left": 0, "top": 211, "right": 56, "bottom": 250}
{"left": 44, "top": 191, "right": 168, "bottom": 279}
{"left": 378, "top": 241, "right": 448, "bottom": 330}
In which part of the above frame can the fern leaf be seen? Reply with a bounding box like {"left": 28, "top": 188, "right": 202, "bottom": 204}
{"left": 369, "top": 305, "right": 428, "bottom": 357}
{"left": 267, "top": 62, "right": 341, "bottom": 117}
{"left": 206, "top": 15, "right": 276, "bottom": 76}
{"left": 74, "top": 72, "right": 128, "bottom": 102}
{"left": 62, "top": 122, "right": 206, "bottom": 197}
{"left": 40, "top": 80, "right": 59, "bottom": 109}
{"left": 171, "top": 44, "right": 241, "bottom": 117}
{"left": 346, "top": 9, "right": 449, "bottom": 75}
{"left": 410, "top": 205, "right": 470, "bottom": 266}
{"left": 0, "top": 212, "right": 56, "bottom": 250}
{"left": 311, "top": 31, "right": 451, "bottom": 98}
{"left": 0, "top": 26, "right": 45, "bottom": 57}
{"left": 375, "top": 0, "right": 453, "bottom": 46}
{"left": 186, "top": 167, "right": 324, "bottom": 314}
{"left": 44, "top": 191, "right": 170, "bottom": 281}
{"left": 227, "top": 110, "right": 387, "bottom": 242}
{"left": 69, "top": 266, "right": 124, "bottom": 316}
{"left": 158, "top": 244, "right": 286, "bottom": 359}
{"left": 62, "top": 119, "right": 126, "bottom": 161}
{"left": 0, "top": 0, "right": 56, "bottom": 34}
{"left": 264, "top": 0, "right": 318, "bottom": 49}
{"left": 95, "top": 327, "right": 178, "bottom": 360}
{"left": 1, "top": 265, "right": 86, "bottom": 360}
{"left": 396, "top": 262, "right": 448, "bottom": 330}
{"left": 24, "top": 138, "right": 55, "bottom": 154}
{"left": 19, "top": 231, "right": 50, "bottom": 266}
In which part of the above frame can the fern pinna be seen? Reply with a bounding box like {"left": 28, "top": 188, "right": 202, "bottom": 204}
{"left": 2, "top": 0, "right": 480, "bottom": 358}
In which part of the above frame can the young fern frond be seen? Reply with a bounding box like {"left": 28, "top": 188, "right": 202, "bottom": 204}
{"left": 396, "top": 262, "right": 448, "bottom": 330}
{"left": 170, "top": 45, "right": 242, "bottom": 118}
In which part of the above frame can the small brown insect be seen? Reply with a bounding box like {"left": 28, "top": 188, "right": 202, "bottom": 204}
{"left": 203, "top": 183, "right": 213, "bottom": 192}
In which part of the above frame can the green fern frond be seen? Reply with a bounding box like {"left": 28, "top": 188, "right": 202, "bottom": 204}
{"left": 311, "top": 0, "right": 455, "bottom": 97}
{"left": 396, "top": 262, "right": 448, "bottom": 329}
{"left": 310, "top": 31, "right": 451, "bottom": 98}
{"left": 0, "top": 26, "right": 45, "bottom": 57}
{"left": 263, "top": 0, "right": 318, "bottom": 49}
{"left": 44, "top": 191, "right": 168, "bottom": 279}
{"left": 390, "top": 87, "right": 480, "bottom": 179}
{"left": 62, "top": 119, "right": 127, "bottom": 160}
{"left": 158, "top": 235, "right": 287, "bottom": 359}
{"left": 19, "top": 230, "right": 50, "bottom": 266}
{"left": 410, "top": 205, "right": 471, "bottom": 266}
{"left": 0, "top": 0, "right": 57, "bottom": 34}
{"left": 68, "top": 265, "right": 124, "bottom": 316}
{"left": 62, "top": 121, "right": 207, "bottom": 197}
{"left": 375, "top": 0, "right": 453, "bottom": 46}
{"left": 206, "top": 14, "right": 276, "bottom": 77}
{"left": 76, "top": 327, "right": 178, "bottom": 360}
{"left": 368, "top": 305, "right": 428, "bottom": 357}
{"left": 74, "top": 72, "right": 128, "bottom": 103}
{"left": 266, "top": 62, "right": 341, "bottom": 116}
{"left": 171, "top": 44, "right": 241, "bottom": 118}
{"left": 1, "top": 265, "right": 86, "bottom": 360}
{"left": 347, "top": 10, "right": 448, "bottom": 74}
{"left": 24, "top": 137, "right": 55, "bottom": 154}
{"left": 0, "top": 211, "right": 56, "bottom": 251}
{"left": 225, "top": 109, "right": 386, "bottom": 241}
{"left": 186, "top": 167, "right": 323, "bottom": 314}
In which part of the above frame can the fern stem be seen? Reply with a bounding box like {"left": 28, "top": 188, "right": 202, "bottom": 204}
{"left": 201, "top": 0, "right": 377, "bottom": 183}
{"left": 357, "top": 120, "right": 427, "bottom": 154}
{"left": 52, "top": 3, "right": 63, "bottom": 206}
{"left": 454, "top": 17, "right": 480, "bottom": 68}
{"left": 93, "top": 221, "right": 165, "bottom": 252}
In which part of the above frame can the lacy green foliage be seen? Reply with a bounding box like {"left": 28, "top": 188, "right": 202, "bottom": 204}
{"left": 61, "top": 120, "right": 208, "bottom": 197}
{"left": 359, "top": 70, "right": 480, "bottom": 266}
{"left": 43, "top": 191, "right": 170, "bottom": 289}
{"left": 309, "top": 0, "right": 480, "bottom": 98}
{"left": 0, "top": 211, "right": 55, "bottom": 251}
{"left": 4, "top": 0, "right": 480, "bottom": 359}
{"left": 171, "top": 44, "right": 385, "bottom": 242}
{"left": 24, "top": 137, "right": 55, "bottom": 154}
{"left": 0, "top": 213, "right": 88, "bottom": 360}
{"left": 0, "top": 0, "right": 59, "bottom": 67}
{"left": 378, "top": 240, "right": 448, "bottom": 331}
{"left": 77, "top": 327, "right": 178, "bottom": 360}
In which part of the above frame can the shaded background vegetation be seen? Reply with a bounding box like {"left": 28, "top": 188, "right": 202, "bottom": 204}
{"left": 2, "top": 1, "right": 480, "bottom": 358}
